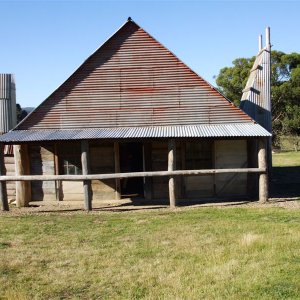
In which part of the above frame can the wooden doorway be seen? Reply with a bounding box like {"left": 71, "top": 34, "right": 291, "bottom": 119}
{"left": 120, "top": 142, "right": 144, "bottom": 197}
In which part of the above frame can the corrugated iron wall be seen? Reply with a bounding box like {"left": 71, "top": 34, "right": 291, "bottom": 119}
{"left": 240, "top": 28, "right": 272, "bottom": 133}
{"left": 0, "top": 74, "right": 17, "bottom": 134}
{"left": 19, "top": 21, "right": 251, "bottom": 131}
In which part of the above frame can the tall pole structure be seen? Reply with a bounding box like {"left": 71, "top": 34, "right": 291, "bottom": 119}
{"left": 265, "top": 27, "right": 272, "bottom": 171}
{"left": 258, "top": 34, "right": 263, "bottom": 52}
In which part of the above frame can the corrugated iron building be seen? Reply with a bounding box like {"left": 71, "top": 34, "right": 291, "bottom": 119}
{"left": 240, "top": 28, "right": 272, "bottom": 168}
{"left": 0, "top": 74, "right": 17, "bottom": 202}
{"left": 0, "top": 19, "right": 271, "bottom": 206}
{"left": 0, "top": 74, "right": 17, "bottom": 134}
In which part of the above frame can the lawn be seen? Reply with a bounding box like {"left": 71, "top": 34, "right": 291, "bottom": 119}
{"left": 0, "top": 151, "right": 300, "bottom": 299}
{"left": 272, "top": 150, "right": 300, "bottom": 167}
{"left": 271, "top": 151, "right": 300, "bottom": 199}
{"left": 1, "top": 208, "right": 300, "bottom": 299}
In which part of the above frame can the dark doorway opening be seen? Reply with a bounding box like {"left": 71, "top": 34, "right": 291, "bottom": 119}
{"left": 120, "top": 142, "right": 144, "bottom": 198}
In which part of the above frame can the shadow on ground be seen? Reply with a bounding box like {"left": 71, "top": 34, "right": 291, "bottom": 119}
{"left": 270, "top": 166, "right": 300, "bottom": 199}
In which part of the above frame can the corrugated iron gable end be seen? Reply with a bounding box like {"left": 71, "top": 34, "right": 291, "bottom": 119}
{"left": 18, "top": 20, "right": 252, "bottom": 130}
{"left": 240, "top": 48, "right": 272, "bottom": 133}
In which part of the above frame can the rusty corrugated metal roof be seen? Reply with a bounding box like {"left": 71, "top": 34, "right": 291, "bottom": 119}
{"left": 0, "top": 124, "right": 271, "bottom": 143}
{"left": 15, "top": 19, "right": 256, "bottom": 132}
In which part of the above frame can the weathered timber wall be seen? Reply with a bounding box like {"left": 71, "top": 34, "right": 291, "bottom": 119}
{"left": 90, "top": 141, "right": 115, "bottom": 200}
{"left": 10, "top": 138, "right": 250, "bottom": 203}
{"left": 4, "top": 155, "right": 15, "bottom": 201}
{"left": 57, "top": 141, "right": 116, "bottom": 201}
{"left": 151, "top": 141, "right": 181, "bottom": 199}
{"left": 183, "top": 140, "right": 214, "bottom": 198}
{"left": 184, "top": 175, "right": 214, "bottom": 198}
{"left": 30, "top": 144, "right": 56, "bottom": 201}
{"left": 58, "top": 142, "right": 82, "bottom": 201}
{"left": 215, "top": 140, "right": 247, "bottom": 196}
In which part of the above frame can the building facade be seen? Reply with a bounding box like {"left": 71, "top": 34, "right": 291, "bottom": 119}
{"left": 0, "top": 19, "right": 271, "bottom": 210}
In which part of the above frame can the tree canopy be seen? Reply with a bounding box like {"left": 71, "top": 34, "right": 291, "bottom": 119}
{"left": 215, "top": 50, "right": 300, "bottom": 141}
{"left": 16, "top": 103, "right": 28, "bottom": 123}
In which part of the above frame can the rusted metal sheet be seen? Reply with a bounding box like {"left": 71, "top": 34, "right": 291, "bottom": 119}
{"left": 0, "top": 74, "right": 17, "bottom": 134}
{"left": 17, "top": 19, "right": 255, "bottom": 132}
{"left": 0, "top": 124, "right": 271, "bottom": 143}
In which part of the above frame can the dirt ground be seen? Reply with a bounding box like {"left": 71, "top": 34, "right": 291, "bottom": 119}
{"left": 1, "top": 196, "right": 299, "bottom": 216}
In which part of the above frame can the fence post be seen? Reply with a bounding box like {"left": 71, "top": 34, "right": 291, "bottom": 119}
{"left": 81, "top": 140, "right": 92, "bottom": 211}
{"left": 258, "top": 138, "right": 268, "bottom": 203}
{"left": 0, "top": 143, "right": 9, "bottom": 211}
{"left": 168, "top": 139, "right": 176, "bottom": 208}
{"left": 14, "top": 144, "right": 31, "bottom": 207}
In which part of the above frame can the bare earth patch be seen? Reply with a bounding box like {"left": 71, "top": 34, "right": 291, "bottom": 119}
{"left": 1, "top": 197, "right": 299, "bottom": 217}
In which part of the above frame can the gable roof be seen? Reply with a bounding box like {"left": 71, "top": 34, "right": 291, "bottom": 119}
{"left": 0, "top": 19, "right": 270, "bottom": 142}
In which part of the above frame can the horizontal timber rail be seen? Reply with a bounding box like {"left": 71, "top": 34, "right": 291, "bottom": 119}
{"left": 0, "top": 168, "right": 266, "bottom": 182}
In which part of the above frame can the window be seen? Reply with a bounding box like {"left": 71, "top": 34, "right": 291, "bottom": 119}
{"left": 59, "top": 143, "right": 82, "bottom": 175}
{"left": 185, "top": 141, "right": 212, "bottom": 170}
{"left": 63, "top": 159, "right": 82, "bottom": 175}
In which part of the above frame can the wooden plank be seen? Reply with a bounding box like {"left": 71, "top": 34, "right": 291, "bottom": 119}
{"left": 89, "top": 143, "right": 115, "bottom": 200}
{"left": 0, "top": 143, "right": 9, "bottom": 211}
{"left": 81, "top": 140, "right": 92, "bottom": 211}
{"left": 4, "top": 156, "right": 15, "bottom": 164}
{"left": 180, "top": 141, "right": 186, "bottom": 198}
{"left": 14, "top": 144, "right": 31, "bottom": 207}
{"left": 215, "top": 140, "right": 247, "bottom": 196}
{"left": 0, "top": 167, "right": 266, "bottom": 182}
{"left": 29, "top": 144, "right": 56, "bottom": 201}
{"left": 247, "top": 139, "right": 258, "bottom": 198}
{"left": 114, "top": 142, "right": 121, "bottom": 200}
{"left": 168, "top": 139, "right": 176, "bottom": 208}
{"left": 258, "top": 138, "right": 268, "bottom": 203}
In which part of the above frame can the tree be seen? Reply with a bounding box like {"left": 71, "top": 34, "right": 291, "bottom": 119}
{"left": 215, "top": 51, "right": 300, "bottom": 142}
{"left": 16, "top": 103, "right": 28, "bottom": 123}
{"left": 215, "top": 57, "right": 255, "bottom": 106}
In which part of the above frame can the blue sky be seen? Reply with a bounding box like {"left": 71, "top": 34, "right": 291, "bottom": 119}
{"left": 1, "top": 0, "right": 299, "bottom": 107}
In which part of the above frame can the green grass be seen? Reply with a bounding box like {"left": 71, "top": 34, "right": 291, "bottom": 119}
{"left": 271, "top": 151, "right": 300, "bottom": 198}
{"left": 272, "top": 151, "right": 300, "bottom": 167}
{"left": 1, "top": 208, "right": 300, "bottom": 299}
{"left": 1, "top": 151, "right": 299, "bottom": 299}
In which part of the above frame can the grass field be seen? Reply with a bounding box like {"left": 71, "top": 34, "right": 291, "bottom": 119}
{"left": 272, "top": 150, "right": 300, "bottom": 167}
{"left": 0, "top": 151, "right": 299, "bottom": 299}
{"left": 1, "top": 208, "right": 300, "bottom": 300}
{"left": 271, "top": 151, "right": 300, "bottom": 199}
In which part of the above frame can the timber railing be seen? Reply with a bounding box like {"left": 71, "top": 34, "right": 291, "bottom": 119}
{"left": 0, "top": 167, "right": 267, "bottom": 212}
{"left": 0, "top": 168, "right": 266, "bottom": 182}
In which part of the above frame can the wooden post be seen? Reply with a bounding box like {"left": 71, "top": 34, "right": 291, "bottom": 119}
{"left": 168, "top": 139, "right": 176, "bottom": 208}
{"left": 54, "top": 143, "right": 63, "bottom": 201}
{"left": 81, "top": 140, "right": 92, "bottom": 211}
{"left": 114, "top": 142, "right": 121, "bottom": 200}
{"left": 258, "top": 138, "right": 268, "bottom": 203}
{"left": 14, "top": 144, "right": 31, "bottom": 207}
{"left": 0, "top": 143, "right": 9, "bottom": 211}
